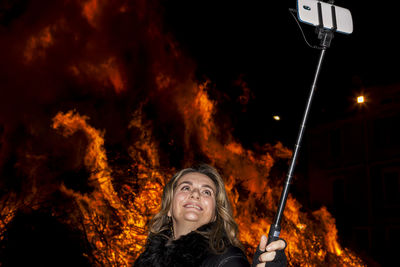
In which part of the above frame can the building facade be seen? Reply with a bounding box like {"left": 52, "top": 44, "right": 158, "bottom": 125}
{"left": 306, "top": 84, "right": 400, "bottom": 266}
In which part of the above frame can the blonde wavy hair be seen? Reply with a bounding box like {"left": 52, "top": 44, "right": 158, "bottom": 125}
{"left": 148, "top": 164, "right": 242, "bottom": 253}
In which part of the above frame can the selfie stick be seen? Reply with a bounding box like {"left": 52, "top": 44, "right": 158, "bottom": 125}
{"left": 267, "top": 0, "right": 337, "bottom": 245}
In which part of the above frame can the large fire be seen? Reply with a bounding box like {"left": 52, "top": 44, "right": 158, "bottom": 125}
{"left": 0, "top": 0, "right": 365, "bottom": 266}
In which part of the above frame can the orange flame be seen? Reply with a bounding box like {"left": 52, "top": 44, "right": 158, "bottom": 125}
{"left": 70, "top": 57, "right": 126, "bottom": 93}
{"left": 24, "top": 26, "right": 54, "bottom": 63}
{"left": 82, "top": 0, "right": 100, "bottom": 27}
{"left": 45, "top": 82, "right": 365, "bottom": 266}
{"left": 52, "top": 110, "right": 164, "bottom": 265}
{"left": 0, "top": 194, "right": 18, "bottom": 242}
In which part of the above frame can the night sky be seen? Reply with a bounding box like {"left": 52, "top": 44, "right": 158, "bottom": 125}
{"left": 162, "top": 0, "right": 400, "bottom": 146}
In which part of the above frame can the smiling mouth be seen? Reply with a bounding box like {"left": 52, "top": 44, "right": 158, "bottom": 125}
{"left": 184, "top": 204, "right": 202, "bottom": 211}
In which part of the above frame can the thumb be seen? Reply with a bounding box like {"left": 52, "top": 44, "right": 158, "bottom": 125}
{"left": 258, "top": 235, "right": 268, "bottom": 252}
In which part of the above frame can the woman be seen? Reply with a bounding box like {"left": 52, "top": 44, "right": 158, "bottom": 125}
{"left": 134, "top": 164, "right": 287, "bottom": 267}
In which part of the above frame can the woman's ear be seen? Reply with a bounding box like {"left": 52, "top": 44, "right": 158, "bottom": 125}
{"left": 167, "top": 209, "right": 171, "bottom": 217}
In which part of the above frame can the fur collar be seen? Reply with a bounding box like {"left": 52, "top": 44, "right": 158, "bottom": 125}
{"left": 134, "top": 223, "right": 213, "bottom": 267}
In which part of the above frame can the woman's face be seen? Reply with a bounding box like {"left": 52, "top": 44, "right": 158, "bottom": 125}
{"left": 169, "top": 172, "right": 217, "bottom": 229}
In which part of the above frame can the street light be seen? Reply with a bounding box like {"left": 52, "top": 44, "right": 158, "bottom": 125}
{"left": 357, "top": 95, "right": 365, "bottom": 104}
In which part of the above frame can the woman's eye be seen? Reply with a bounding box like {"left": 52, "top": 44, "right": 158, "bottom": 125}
{"left": 203, "top": 190, "right": 211, "bottom": 196}
{"left": 181, "top": 185, "right": 190, "bottom": 191}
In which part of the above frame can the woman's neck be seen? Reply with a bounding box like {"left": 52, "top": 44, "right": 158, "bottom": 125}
{"left": 173, "top": 221, "right": 201, "bottom": 239}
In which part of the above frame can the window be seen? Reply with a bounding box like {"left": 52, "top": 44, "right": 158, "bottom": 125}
{"left": 373, "top": 115, "right": 400, "bottom": 149}
{"left": 383, "top": 170, "right": 400, "bottom": 205}
{"left": 330, "top": 128, "right": 341, "bottom": 159}
{"left": 353, "top": 227, "right": 371, "bottom": 251}
{"left": 333, "top": 179, "right": 345, "bottom": 208}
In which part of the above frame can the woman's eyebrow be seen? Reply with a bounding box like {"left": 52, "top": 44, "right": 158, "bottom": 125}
{"left": 201, "top": 184, "right": 215, "bottom": 192}
{"left": 178, "top": 181, "right": 215, "bottom": 192}
{"left": 177, "top": 181, "right": 192, "bottom": 186}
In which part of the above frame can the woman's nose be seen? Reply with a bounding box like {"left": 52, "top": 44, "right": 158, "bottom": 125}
{"left": 190, "top": 189, "right": 200, "bottom": 199}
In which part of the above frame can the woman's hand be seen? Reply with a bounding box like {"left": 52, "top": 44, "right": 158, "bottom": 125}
{"left": 254, "top": 235, "right": 287, "bottom": 267}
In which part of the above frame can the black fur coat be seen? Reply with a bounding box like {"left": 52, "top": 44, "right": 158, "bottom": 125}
{"left": 133, "top": 223, "right": 250, "bottom": 267}
{"left": 133, "top": 223, "right": 287, "bottom": 267}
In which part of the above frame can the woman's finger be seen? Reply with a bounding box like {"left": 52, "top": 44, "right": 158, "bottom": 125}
{"left": 259, "top": 251, "right": 276, "bottom": 262}
{"left": 266, "top": 239, "right": 286, "bottom": 252}
{"left": 258, "top": 235, "right": 268, "bottom": 252}
{"left": 256, "top": 263, "right": 266, "bottom": 267}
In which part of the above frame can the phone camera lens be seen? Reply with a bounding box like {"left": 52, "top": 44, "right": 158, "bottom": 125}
{"left": 303, "top": 5, "right": 311, "bottom": 11}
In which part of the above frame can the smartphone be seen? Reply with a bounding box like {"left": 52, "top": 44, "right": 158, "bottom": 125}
{"left": 297, "top": 0, "right": 353, "bottom": 34}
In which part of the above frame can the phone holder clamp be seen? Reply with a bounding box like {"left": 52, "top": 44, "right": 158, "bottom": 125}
{"left": 316, "top": 0, "right": 337, "bottom": 48}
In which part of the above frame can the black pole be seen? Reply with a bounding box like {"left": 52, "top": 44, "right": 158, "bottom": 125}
{"left": 267, "top": 46, "right": 327, "bottom": 244}
{"left": 266, "top": 0, "right": 340, "bottom": 245}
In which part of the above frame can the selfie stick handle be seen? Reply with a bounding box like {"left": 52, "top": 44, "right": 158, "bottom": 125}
{"left": 267, "top": 3, "right": 336, "bottom": 243}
